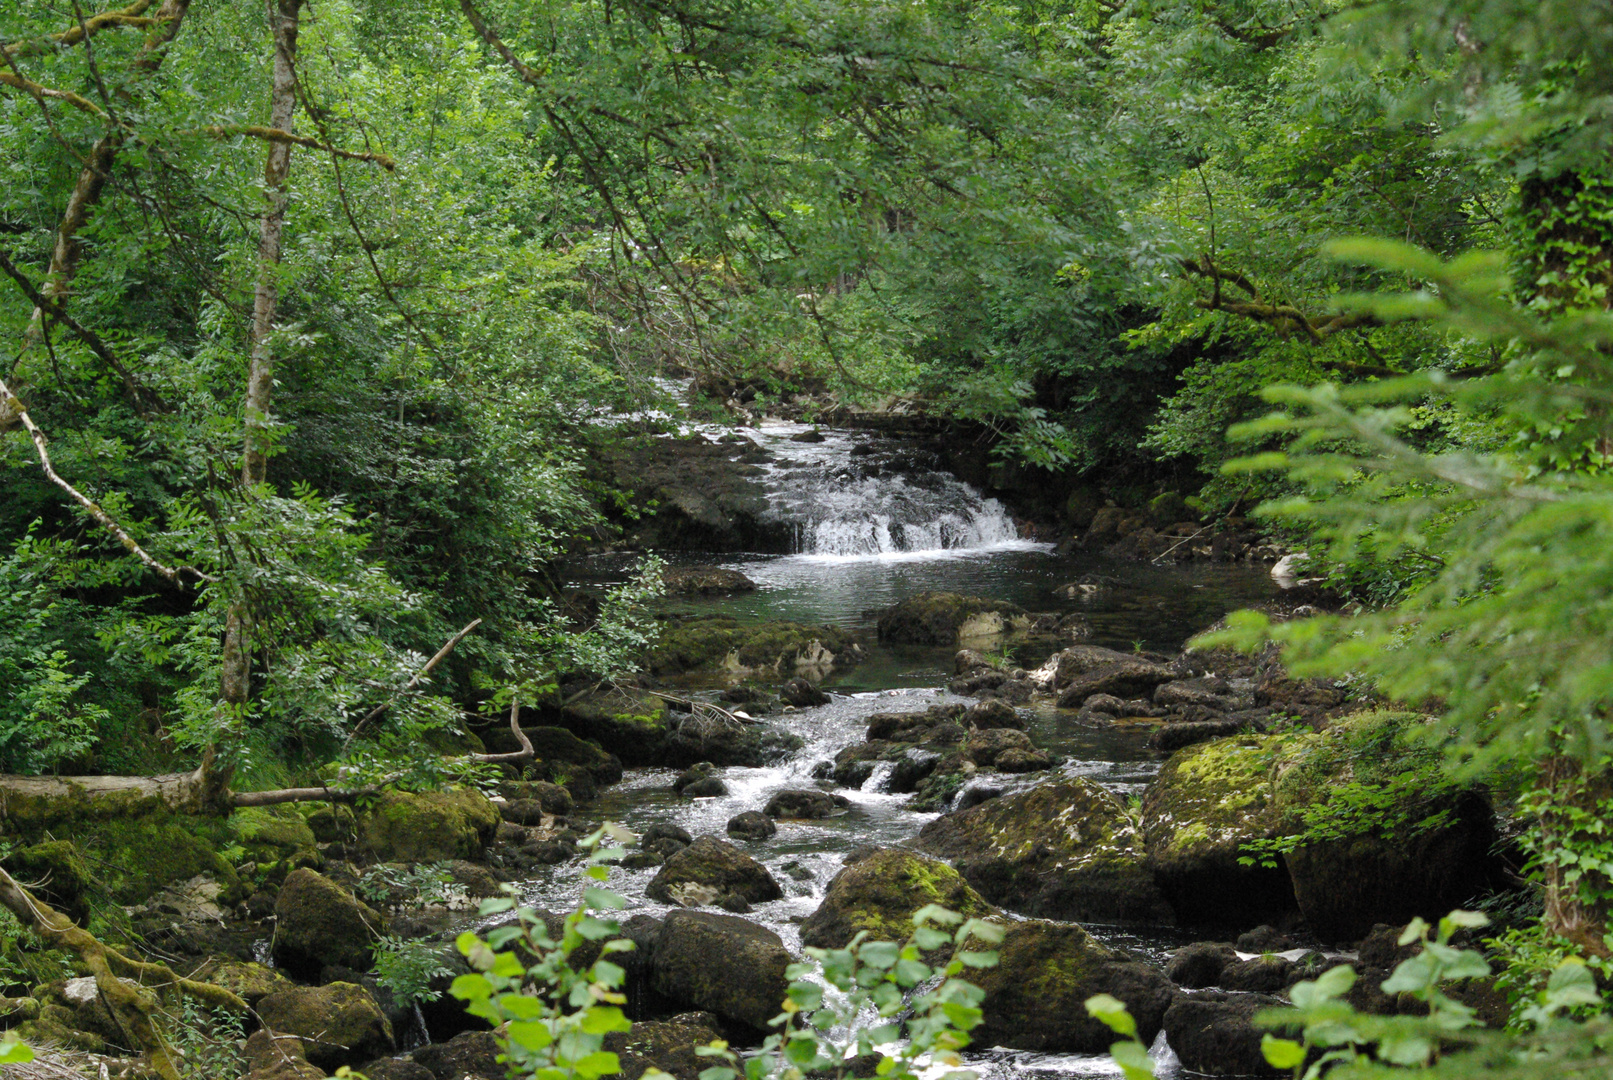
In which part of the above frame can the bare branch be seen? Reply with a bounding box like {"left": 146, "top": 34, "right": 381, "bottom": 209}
{"left": 0, "top": 373, "right": 214, "bottom": 586}
{"left": 469, "top": 696, "right": 536, "bottom": 764}
{"left": 343, "top": 618, "right": 483, "bottom": 749}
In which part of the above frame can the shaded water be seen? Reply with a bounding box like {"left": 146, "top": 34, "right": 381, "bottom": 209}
{"left": 543, "top": 421, "right": 1280, "bottom": 1076}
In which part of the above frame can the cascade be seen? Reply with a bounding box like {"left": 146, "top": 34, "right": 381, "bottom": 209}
{"left": 752, "top": 424, "right": 1025, "bottom": 558}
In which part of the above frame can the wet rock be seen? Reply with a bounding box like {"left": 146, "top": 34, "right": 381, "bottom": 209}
{"left": 662, "top": 566, "right": 759, "bottom": 596}
{"left": 1050, "top": 644, "right": 1144, "bottom": 687}
{"left": 557, "top": 687, "right": 671, "bottom": 766}
{"left": 1155, "top": 677, "right": 1238, "bottom": 711}
{"left": 973, "top": 920, "right": 1174, "bottom": 1053}
{"left": 726, "top": 811, "right": 777, "bottom": 841}
{"left": 258, "top": 982, "right": 394, "bottom": 1071}
{"left": 875, "top": 592, "right": 1031, "bottom": 646}
{"left": 1148, "top": 714, "right": 1271, "bottom": 753}
{"left": 955, "top": 649, "right": 993, "bottom": 674}
{"left": 643, "top": 824, "right": 694, "bottom": 848}
{"left": 1082, "top": 694, "right": 1125, "bottom": 716}
{"left": 646, "top": 836, "right": 784, "bottom": 907}
{"left": 673, "top": 763, "right": 722, "bottom": 794}
{"left": 1055, "top": 659, "right": 1177, "bottom": 708}
{"left": 1163, "top": 991, "right": 1288, "bottom": 1076}
{"left": 648, "top": 837, "right": 690, "bottom": 859}
{"left": 272, "top": 868, "right": 386, "bottom": 979}
{"left": 1164, "top": 943, "right": 1238, "bottom": 989}
{"left": 1220, "top": 955, "right": 1296, "bottom": 992}
{"left": 357, "top": 788, "right": 500, "bottom": 864}
{"left": 887, "top": 748, "right": 941, "bottom": 793}
{"left": 1237, "top": 925, "right": 1300, "bottom": 953}
{"left": 800, "top": 848, "right": 998, "bottom": 949}
{"left": 994, "top": 747, "right": 1053, "bottom": 773}
{"left": 664, "top": 711, "right": 806, "bottom": 768}
{"left": 651, "top": 910, "right": 792, "bottom": 1034}
{"left": 412, "top": 1030, "right": 502, "bottom": 1080}
{"left": 763, "top": 789, "right": 850, "bottom": 820}
{"left": 916, "top": 776, "right": 1171, "bottom": 924}
{"left": 621, "top": 850, "right": 665, "bottom": 869}
{"left": 500, "top": 799, "right": 553, "bottom": 826}
{"left": 963, "top": 699, "right": 1022, "bottom": 730}
{"left": 960, "top": 727, "right": 1033, "bottom": 766}
{"left": 604, "top": 1012, "right": 726, "bottom": 1080}
{"left": 682, "top": 777, "right": 730, "bottom": 798}
{"left": 501, "top": 780, "right": 574, "bottom": 816}
{"left": 954, "top": 784, "right": 1004, "bottom": 811}
{"left": 780, "top": 678, "right": 830, "bottom": 707}
{"left": 518, "top": 840, "right": 578, "bottom": 865}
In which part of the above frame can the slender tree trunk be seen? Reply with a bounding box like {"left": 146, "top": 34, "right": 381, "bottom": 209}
{"left": 1539, "top": 754, "right": 1613, "bottom": 956}
{"left": 223, "top": 0, "right": 303, "bottom": 718}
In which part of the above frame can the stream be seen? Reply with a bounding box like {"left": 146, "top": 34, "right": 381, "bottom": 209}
{"left": 547, "top": 419, "right": 1281, "bottom": 1078}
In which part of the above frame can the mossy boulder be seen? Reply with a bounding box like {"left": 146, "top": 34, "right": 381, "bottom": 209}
{"left": 358, "top": 787, "right": 500, "bottom": 863}
{"left": 972, "top": 920, "right": 1174, "bottom": 1052}
{"left": 915, "top": 777, "right": 1172, "bottom": 924}
{"left": 558, "top": 688, "right": 670, "bottom": 765}
{"left": 232, "top": 805, "right": 318, "bottom": 857}
{"left": 299, "top": 802, "right": 358, "bottom": 843}
{"left": 875, "top": 592, "right": 1030, "bottom": 646}
{"left": 272, "top": 868, "right": 386, "bottom": 978}
{"left": 645, "top": 615, "right": 862, "bottom": 680}
{"left": 80, "top": 812, "right": 243, "bottom": 907}
{"left": 257, "top": 982, "right": 395, "bottom": 1071}
{"left": 1269, "top": 712, "right": 1510, "bottom": 941}
{"left": 645, "top": 835, "right": 783, "bottom": 907}
{"left": 1140, "top": 731, "right": 1310, "bottom": 927}
{"left": 799, "top": 848, "right": 998, "bottom": 949}
{"left": 193, "top": 959, "right": 295, "bottom": 1009}
{"left": 603, "top": 1013, "right": 726, "bottom": 1080}
{"left": 650, "top": 910, "right": 791, "bottom": 1035}
{"left": 1163, "top": 991, "right": 1289, "bottom": 1076}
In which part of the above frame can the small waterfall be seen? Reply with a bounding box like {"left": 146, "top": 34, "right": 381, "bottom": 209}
{"left": 755, "top": 426, "right": 1022, "bottom": 558}
{"left": 861, "top": 761, "right": 895, "bottom": 792}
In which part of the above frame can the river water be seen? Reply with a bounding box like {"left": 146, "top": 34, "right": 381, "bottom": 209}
{"left": 548, "top": 419, "right": 1280, "bottom": 1078}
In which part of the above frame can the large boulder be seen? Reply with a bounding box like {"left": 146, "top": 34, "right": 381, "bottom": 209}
{"left": 1272, "top": 712, "right": 1510, "bottom": 941}
{"left": 257, "top": 982, "right": 395, "bottom": 1071}
{"left": 1162, "top": 991, "right": 1288, "bottom": 1076}
{"left": 1140, "top": 733, "right": 1304, "bottom": 928}
{"left": 603, "top": 1012, "right": 726, "bottom": 1080}
{"left": 650, "top": 910, "right": 791, "bottom": 1034}
{"left": 644, "top": 615, "right": 862, "bottom": 680}
{"left": 358, "top": 788, "right": 500, "bottom": 863}
{"left": 272, "top": 868, "right": 386, "bottom": 978}
{"left": 972, "top": 920, "right": 1175, "bottom": 1053}
{"left": 915, "top": 777, "right": 1171, "bottom": 924}
{"left": 645, "top": 835, "right": 783, "bottom": 907}
{"left": 1055, "top": 659, "right": 1178, "bottom": 708}
{"left": 799, "top": 848, "right": 998, "bottom": 949}
{"left": 875, "top": 593, "right": 1029, "bottom": 646}
{"left": 192, "top": 960, "right": 295, "bottom": 1009}
{"left": 242, "top": 1030, "right": 325, "bottom": 1080}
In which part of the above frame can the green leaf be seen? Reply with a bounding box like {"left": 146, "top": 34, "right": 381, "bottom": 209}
{"left": 585, "top": 886, "right": 626, "bottom": 910}
{"left": 859, "top": 941, "right": 900, "bottom": 970}
{"left": 1110, "top": 1039, "right": 1156, "bottom": 1080}
{"left": 507, "top": 1019, "right": 554, "bottom": 1051}
{"left": 912, "top": 904, "right": 963, "bottom": 927}
{"left": 580, "top": 1006, "right": 632, "bottom": 1035}
{"left": 958, "top": 951, "right": 998, "bottom": 969}
{"left": 570, "top": 1050, "right": 621, "bottom": 1079}
{"left": 1261, "top": 1035, "right": 1306, "bottom": 1069}
{"left": 1377, "top": 1033, "right": 1433, "bottom": 1066}
{"left": 449, "top": 973, "right": 492, "bottom": 1002}
{"left": 0, "top": 1038, "right": 32, "bottom": 1065}
{"left": 1083, "top": 994, "right": 1137, "bottom": 1037}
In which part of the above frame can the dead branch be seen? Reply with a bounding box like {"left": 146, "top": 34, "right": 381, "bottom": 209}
{"left": 343, "top": 618, "right": 483, "bottom": 749}
{"left": 0, "top": 866, "right": 245, "bottom": 1080}
{"left": 468, "top": 696, "right": 536, "bottom": 764}
{"left": 0, "top": 373, "right": 215, "bottom": 586}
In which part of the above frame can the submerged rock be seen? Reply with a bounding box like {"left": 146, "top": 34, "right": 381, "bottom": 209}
{"left": 799, "top": 848, "right": 998, "bottom": 949}
{"left": 651, "top": 910, "right": 791, "bottom": 1034}
{"left": 875, "top": 592, "right": 1030, "bottom": 646}
{"left": 644, "top": 614, "right": 863, "bottom": 680}
{"left": 662, "top": 566, "right": 758, "bottom": 596}
{"left": 645, "top": 835, "right": 783, "bottom": 907}
{"left": 915, "top": 777, "right": 1171, "bottom": 924}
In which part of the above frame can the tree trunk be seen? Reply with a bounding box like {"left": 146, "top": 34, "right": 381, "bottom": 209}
{"left": 224, "top": 0, "right": 304, "bottom": 720}
{"left": 1539, "top": 754, "right": 1613, "bottom": 956}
